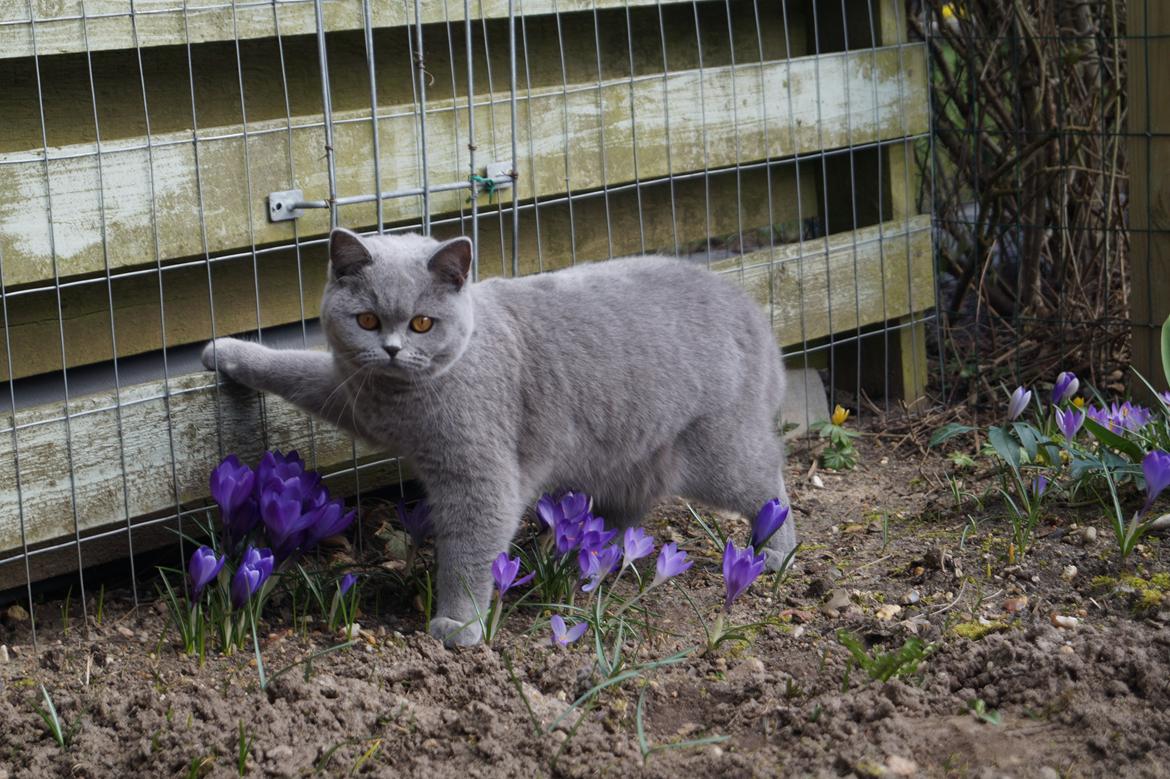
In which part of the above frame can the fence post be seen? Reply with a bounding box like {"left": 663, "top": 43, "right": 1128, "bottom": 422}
{"left": 1129, "top": 2, "right": 1170, "bottom": 394}
{"left": 883, "top": 0, "right": 929, "bottom": 407}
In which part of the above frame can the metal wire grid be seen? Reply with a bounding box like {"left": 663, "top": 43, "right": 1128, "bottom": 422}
{"left": 0, "top": 0, "right": 933, "bottom": 645}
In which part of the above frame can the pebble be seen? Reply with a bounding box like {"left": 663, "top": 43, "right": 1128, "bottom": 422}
{"left": 875, "top": 604, "right": 902, "bottom": 621}
{"left": 1060, "top": 644, "right": 1075, "bottom": 655}
{"left": 1076, "top": 527, "right": 1098, "bottom": 545}
{"left": 0, "top": 645, "right": 8, "bottom": 663}
{"left": 886, "top": 755, "right": 918, "bottom": 776}
{"left": 1061, "top": 565, "right": 1078, "bottom": 580}
{"left": 422, "top": 738, "right": 442, "bottom": 750}
{"left": 116, "top": 626, "right": 135, "bottom": 639}
{"left": 4, "top": 604, "right": 29, "bottom": 623}
{"left": 901, "top": 590, "right": 920, "bottom": 605}
{"left": 811, "top": 474, "right": 825, "bottom": 489}
{"left": 1050, "top": 614, "right": 1079, "bottom": 629}
{"left": 824, "top": 589, "right": 851, "bottom": 611}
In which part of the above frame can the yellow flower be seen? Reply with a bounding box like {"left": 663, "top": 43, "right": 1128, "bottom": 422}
{"left": 1072, "top": 396, "right": 1085, "bottom": 409}
{"left": 831, "top": 405, "right": 850, "bottom": 426}
{"left": 941, "top": 3, "right": 964, "bottom": 20}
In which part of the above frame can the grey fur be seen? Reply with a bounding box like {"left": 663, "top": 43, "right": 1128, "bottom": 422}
{"left": 201, "top": 227, "right": 796, "bottom": 646}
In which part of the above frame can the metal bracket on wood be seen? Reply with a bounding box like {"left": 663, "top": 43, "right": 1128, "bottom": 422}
{"left": 266, "top": 164, "right": 515, "bottom": 223}
{"left": 267, "top": 189, "right": 310, "bottom": 222}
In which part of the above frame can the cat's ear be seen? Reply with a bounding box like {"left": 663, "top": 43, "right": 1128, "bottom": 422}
{"left": 427, "top": 237, "right": 473, "bottom": 290}
{"left": 329, "top": 227, "right": 372, "bottom": 279}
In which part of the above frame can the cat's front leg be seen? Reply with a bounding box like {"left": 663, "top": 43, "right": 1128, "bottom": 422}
{"left": 427, "top": 488, "right": 522, "bottom": 647}
{"left": 201, "top": 337, "right": 358, "bottom": 436}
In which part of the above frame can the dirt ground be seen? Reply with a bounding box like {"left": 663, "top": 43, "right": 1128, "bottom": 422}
{"left": 3, "top": 432, "right": 1170, "bottom": 778}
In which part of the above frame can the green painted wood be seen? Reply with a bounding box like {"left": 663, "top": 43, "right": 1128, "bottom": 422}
{"left": 0, "top": 0, "right": 778, "bottom": 60}
{"left": 0, "top": 43, "right": 927, "bottom": 288}
{"left": 2, "top": 161, "right": 818, "bottom": 380}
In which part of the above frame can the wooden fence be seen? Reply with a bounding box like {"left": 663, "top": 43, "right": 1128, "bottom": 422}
{"left": 0, "top": 0, "right": 932, "bottom": 587}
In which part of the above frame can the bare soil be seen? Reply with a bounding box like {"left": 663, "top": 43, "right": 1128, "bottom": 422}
{"left": 3, "top": 435, "right": 1170, "bottom": 778}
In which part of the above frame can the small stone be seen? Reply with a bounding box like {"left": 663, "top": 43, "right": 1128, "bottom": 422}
{"left": 1077, "top": 527, "right": 1098, "bottom": 545}
{"left": 792, "top": 626, "right": 806, "bottom": 639}
{"left": 901, "top": 590, "right": 921, "bottom": 605}
{"left": 422, "top": 738, "right": 442, "bottom": 750}
{"left": 811, "top": 474, "right": 825, "bottom": 489}
{"left": 710, "top": 746, "right": 724, "bottom": 758}
{"left": 3, "top": 604, "right": 29, "bottom": 623}
{"left": 886, "top": 755, "right": 918, "bottom": 776}
{"left": 1060, "top": 644, "right": 1075, "bottom": 655}
{"left": 116, "top": 626, "right": 135, "bottom": 639}
{"left": 1050, "top": 614, "right": 1079, "bottom": 629}
{"left": 266, "top": 745, "right": 294, "bottom": 762}
{"left": 0, "top": 645, "right": 8, "bottom": 663}
{"left": 824, "top": 589, "right": 851, "bottom": 611}
{"left": 875, "top": 604, "right": 902, "bottom": 621}
{"left": 1003, "top": 596, "right": 1029, "bottom": 614}
{"left": 728, "top": 657, "right": 766, "bottom": 680}
{"left": 1061, "top": 565, "right": 1078, "bottom": 581}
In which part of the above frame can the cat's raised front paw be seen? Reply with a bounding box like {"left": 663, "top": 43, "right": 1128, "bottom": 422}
{"left": 428, "top": 616, "right": 483, "bottom": 647}
{"left": 201, "top": 338, "right": 245, "bottom": 377}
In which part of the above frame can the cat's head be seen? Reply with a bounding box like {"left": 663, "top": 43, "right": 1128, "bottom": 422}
{"left": 320, "top": 228, "right": 475, "bottom": 379}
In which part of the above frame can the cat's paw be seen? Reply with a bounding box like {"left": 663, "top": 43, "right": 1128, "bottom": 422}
{"left": 762, "top": 545, "right": 796, "bottom": 573}
{"left": 428, "top": 616, "right": 483, "bottom": 647}
{"left": 201, "top": 338, "right": 246, "bottom": 377}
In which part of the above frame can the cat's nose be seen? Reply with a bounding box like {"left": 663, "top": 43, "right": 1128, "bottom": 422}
{"left": 384, "top": 345, "right": 401, "bottom": 358}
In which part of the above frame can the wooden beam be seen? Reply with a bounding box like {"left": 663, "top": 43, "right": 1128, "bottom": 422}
{"left": 1129, "top": 1, "right": 1170, "bottom": 395}
{"left": 712, "top": 214, "right": 933, "bottom": 345}
{"left": 2, "top": 160, "right": 819, "bottom": 380}
{"left": 0, "top": 215, "right": 931, "bottom": 561}
{"left": 0, "top": 0, "right": 740, "bottom": 60}
{"left": 0, "top": 44, "right": 927, "bottom": 287}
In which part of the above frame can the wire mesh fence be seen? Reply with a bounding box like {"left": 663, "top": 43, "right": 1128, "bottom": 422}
{"left": 913, "top": 0, "right": 1153, "bottom": 406}
{"left": 0, "top": 0, "right": 934, "bottom": 644}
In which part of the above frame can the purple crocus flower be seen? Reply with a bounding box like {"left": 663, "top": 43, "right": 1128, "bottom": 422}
{"left": 577, "top": 515, "right": 617, "bottom": 553}
{"left": 536, "top": 491, "right": 590, "bottom": 532}
{"left": 1055, "top": 407, "right": 1085, "bottom": 440}
{"left": 1051, "top": 371, "right": 1079, "bottom": 405}
{"left": 209, "top": 454, "right": 259, "bottom": 545}
{"left": 339, "top": 573, "right": 358, "bottom": 596}
{"left": 1142, "top": 450, "right": 1170, "bottom": 512}
{"left": 259, "top": 477, "right": 317, "bottom": 560}
{"left": 255, "top": 450, "right": 316, "bottom": 493}
{"left": 231, "top": 546, "right": 275, "bottom": 609}
{"left": 1030, "top": 475, "right": 1049, "bottom": 500}
{"left": 303, "top": 500, "right": 357, "bottom": 550}
{"left": 549, "top": 614, "right": 588, "bottom": 648}
{"left": 395, "top": 499, "right": 433, "bottom": 548}
{"left": 1114, "top": 402, "right": 1154, "bottom": 432}
{"left": 651, "top": 542, "right": 693, "bottom": 586}
{"left": 1159, "top": 391, "right": 1170, "bottom": 408}
{"left": 621, "top": 527, "right": 655, "bottom": 567}
{"left": 187, "top": 546, "right": 225, "bottom": 600}
{"left": 554, "top": 518, "right": 584, "bottom": 556}
{"left": 491, "top": 553, "right": 535, "bottom": 595}
{"left": 722, "top": 540, "right": 766, "bottom": 612}
{"left": 1007, "top": 386, "right": 1032, "bottom": 421}
{"left": 578, "top": 545, "right": 621, "bottom": 592}
{"left": 750, "top": 499, "right": 789, "bottom": 549}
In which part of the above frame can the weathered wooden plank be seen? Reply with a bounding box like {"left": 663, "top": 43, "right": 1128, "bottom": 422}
{"left": 712, "top": 214, "right": 933, "bottom": 345}
{"left": 1, "top": 215, "right": 931, "bottom": 559}
{"left": 2, "top": 161, "right": 818, "bottom": 380}
{"left": 1129, "top": 0, "right": 1170, "bottom": 396}
{"left": 0, "top": 0, "right": 748, "bottom": 60}
{"left": 0, "top": 44, "right": 927, "bottom": 287}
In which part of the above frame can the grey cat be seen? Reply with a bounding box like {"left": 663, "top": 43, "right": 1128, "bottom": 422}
{"left": 201, "top": 228, "right": 796, "bottom": 646}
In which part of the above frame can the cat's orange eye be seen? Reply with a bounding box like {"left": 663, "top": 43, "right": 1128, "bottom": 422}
{"left": 356, "top": 312, "right": 380, "bottom": 331}
{"left": 409, "top": 315, "right": 434, "bottom": 334}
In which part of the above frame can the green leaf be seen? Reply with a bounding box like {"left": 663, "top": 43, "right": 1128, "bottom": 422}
{"left": 1083, "top": 417, "right": 1145, "bottom": 462}
{"left": 1161, "top": 312, "right": 1170, "bottom": 388}
{"left": 1011, "top": 422, "right": 1041, "bottom": 463}
{"left": 929, "top": 423, "right": 974, "bottom": 448}
{"left": 987, "top": 426, "right": 1020, "bottom": 470}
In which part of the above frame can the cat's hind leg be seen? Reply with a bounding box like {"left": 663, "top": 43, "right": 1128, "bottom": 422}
{"left": 675, "top": 416, "right": 796, "bottom": 571}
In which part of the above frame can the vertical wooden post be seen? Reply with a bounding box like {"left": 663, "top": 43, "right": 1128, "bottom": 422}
{"left": 1129, "top": 2, "right": 1170, "bottom": 394}
{"left": 835, "top": 0, "right": 929, "bottom": 407}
